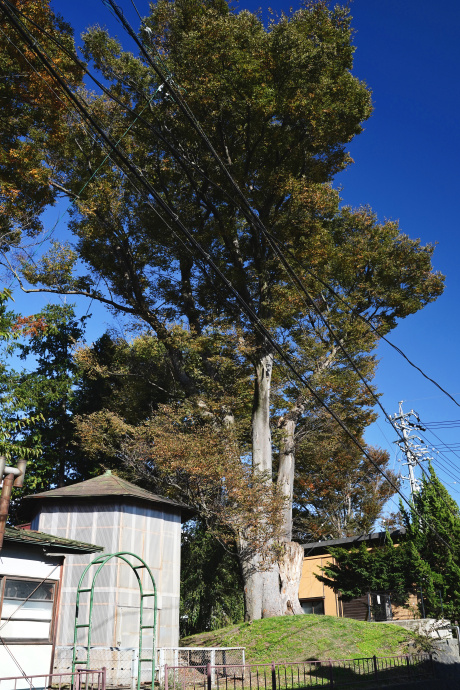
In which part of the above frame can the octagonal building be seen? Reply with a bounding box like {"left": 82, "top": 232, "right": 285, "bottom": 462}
{"left": 25, "top": 471, "right": 191, "bottom": 655}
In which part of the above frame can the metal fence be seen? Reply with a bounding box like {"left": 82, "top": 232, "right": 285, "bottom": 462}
{"left": 55, "top": 647, "right": 146, "bottom": 688}
{"left": 55, "top": 646, "right": 245, "bottom": 688}
{"left": 163, "top": 655, "right": 434, "bottom": 690}
{"left": 0, "top": 667, "right": 106, "bottom": 690}
{"left": 157, "top": 649, "right": 246, "bottom": 683}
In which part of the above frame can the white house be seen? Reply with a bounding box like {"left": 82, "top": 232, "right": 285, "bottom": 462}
{"left": 0, "top": 525, "right": 101, "bottom": 682}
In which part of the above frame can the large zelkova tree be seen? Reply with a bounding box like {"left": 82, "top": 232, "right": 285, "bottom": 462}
{"left": 2, "top": 0, "right": 444, "bottom": 619}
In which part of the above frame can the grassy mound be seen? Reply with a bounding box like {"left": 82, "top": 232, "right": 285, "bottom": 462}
{"left": 181, "top": 615, "right": 416, "bottom": 662}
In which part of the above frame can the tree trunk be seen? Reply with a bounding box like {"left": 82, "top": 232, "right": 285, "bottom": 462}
{"left": 241, "top": 356, "right": 304, "bottom": 619}
{"left": 240, "top": 352, "right": 282, "bottom": 619}
{"left": 277, "top": 398, "right": 304, "bottom": 539}
{"left": 252, "top": 352, "right": 273, "bottom": 474}
{"left": 279, "top": 541, "right": 304, "bottom": 615}
{"left": 277, "top": 418, "right": 296, "bottom": 540}
{"left": 241, "top": 548, "right": 283, "bottom": 620}
{"left": 276, "top": 400, "right": 305, "bottom": 614}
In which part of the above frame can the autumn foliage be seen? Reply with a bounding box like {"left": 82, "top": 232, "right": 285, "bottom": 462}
{"left": 76, "top": 403, "right": 287, "bottom": 561}
{"left": 0, "top": 0, "right": 82, "bottom": 239}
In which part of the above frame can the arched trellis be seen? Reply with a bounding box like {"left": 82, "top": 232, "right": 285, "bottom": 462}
{"left": 72, "top": 552, "right": 157, "bottom": 690}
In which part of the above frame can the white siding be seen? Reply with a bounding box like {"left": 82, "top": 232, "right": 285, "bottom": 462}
{"left": 0, "top": 543, "right": 61, "bottom": 682}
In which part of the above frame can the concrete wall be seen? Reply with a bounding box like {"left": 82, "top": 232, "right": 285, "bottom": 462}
{"left": 32, "top": 499, "right": 181, "bottom": 651}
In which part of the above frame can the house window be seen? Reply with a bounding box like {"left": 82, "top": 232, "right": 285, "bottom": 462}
{"left": 0, "top": 577, "right": 57, "bottom": 643}
{"left": 300, "top": 598, "right": 325, "bottom": 615}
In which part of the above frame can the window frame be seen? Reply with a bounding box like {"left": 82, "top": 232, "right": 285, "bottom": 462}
{"left": 299, "top": 597, "right": 325, "bottom": 615}
{"left": 0, "top": 575, "right": 59, "bottom": 645}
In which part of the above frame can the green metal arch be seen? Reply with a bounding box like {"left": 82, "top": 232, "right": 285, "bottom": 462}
{"left": 72, "top": 551, "right": 157, "bottom": 690}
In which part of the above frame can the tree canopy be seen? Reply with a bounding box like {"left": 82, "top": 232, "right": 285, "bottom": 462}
{"left": 0, "top": 0, "right": 445, "bottom": 619}
{"left": 0, "top": 0, "right": 82, "bottom": 240}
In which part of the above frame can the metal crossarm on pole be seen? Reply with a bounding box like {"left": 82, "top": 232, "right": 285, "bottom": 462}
{"left": 390, "top": 402, "right": 433, "bottom": 501}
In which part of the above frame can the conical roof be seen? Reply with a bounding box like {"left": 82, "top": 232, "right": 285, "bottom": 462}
{"left": 25, "top": 470, "right": 192, "bottom": 518}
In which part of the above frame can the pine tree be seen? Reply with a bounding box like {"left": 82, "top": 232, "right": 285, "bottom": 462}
{"left": 402, "top": 467, "right": 460, "bottom": 620}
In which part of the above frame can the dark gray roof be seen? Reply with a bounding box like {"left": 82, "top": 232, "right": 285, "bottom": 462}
{"left": 302, "top": 528, "right": 406, "bottom": 554}
{"left": 24, "top": 470, "right": 193, "bottom": 519}
{"left": 4, "top": 526, "right": 102, "bottom": 553}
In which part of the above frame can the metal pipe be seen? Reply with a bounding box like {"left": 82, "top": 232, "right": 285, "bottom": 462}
{"left": 0, "top": 455, "right": 6, "bottom": 480}
{"left": 13, "top": 459, "right": 27, "bottom": 487}
{"left": 4, "top": 466, "right": 21, "bottom": 477}
{"left": 0, "top": 472, "right": 15, "bottom": 550}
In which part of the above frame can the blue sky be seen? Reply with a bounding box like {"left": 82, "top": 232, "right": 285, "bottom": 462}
{"left": 10, "top": 0, "right": 460, "bottom": 507}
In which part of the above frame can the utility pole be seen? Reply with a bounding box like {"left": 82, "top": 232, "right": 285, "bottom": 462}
{"left": 390, "top": 402, "right": 433, "bottom": 502}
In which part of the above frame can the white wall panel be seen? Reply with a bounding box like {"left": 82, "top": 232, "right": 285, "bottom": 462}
{"left": 34, "top": 498, "right": 182, "bottom": 650}
{"left": 0, "top": 645, "right": 53, "bottom": 687}
{"left": 0, "top": 546, "right": 61, "bottom": 580}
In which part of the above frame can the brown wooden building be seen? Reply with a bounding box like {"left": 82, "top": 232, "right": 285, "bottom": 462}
{"left": 298, "top": 529, "right": 418, "bottom": 621}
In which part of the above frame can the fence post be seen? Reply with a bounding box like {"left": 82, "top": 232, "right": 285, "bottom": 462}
{"left": 429, "top": 653, "right": 435, "bottom": 678}
{"left": 165, "top": 664, "right": 169, "bottom": 690}
{"left": 328, "top": 659, "right": 334, "bottom": 687}
{"left": 131, "top": 649, "right": 138, "bottom": 690}
{"left": 159, "top": 649, "right": 164, "bottom": 684}
{"left": 271, "top": 662, "right": 276, "bottom": 690}
{"left": 406, "top": 655, "right": 411, "bottom": 680}
{"left": 211, "top": 649, "right": 216, "bottom": 687}
{"left": 101, "top": 667, "right": 106, "bottom": 690}
{"left": 207, "top": 663, "right": 212, "bottom": 690}
{"left": 373, "top": 656, "right": 378, "bottom": 685}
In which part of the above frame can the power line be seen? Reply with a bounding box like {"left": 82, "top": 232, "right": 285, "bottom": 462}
{"left": 102, "top": 0, "right": 460, "bottom": 418}
{"left": 94, "top": 0, "right": 460, "bottom": 556}
{"left": 88, "top": 0, "right": 460, "bottom": 504}
{"left": 1, "top": 1, "right": 458, "bottom": 596}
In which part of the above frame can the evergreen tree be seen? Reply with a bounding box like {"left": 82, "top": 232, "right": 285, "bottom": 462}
{"left": 11, "top": 303, "right": 88, "bottom": 493}
{"left": 180, "top": 521, "right": 244, "bottom": 637}
{"left": 0, "top": 289, "right": 43, "bottom": 465}
{"left": 402, "top": 466, "right": 460, "bottom": 620}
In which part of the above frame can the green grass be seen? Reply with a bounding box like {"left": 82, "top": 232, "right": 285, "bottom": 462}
{"left": 181, "top": 615, "right": 418, "bottom": 663}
